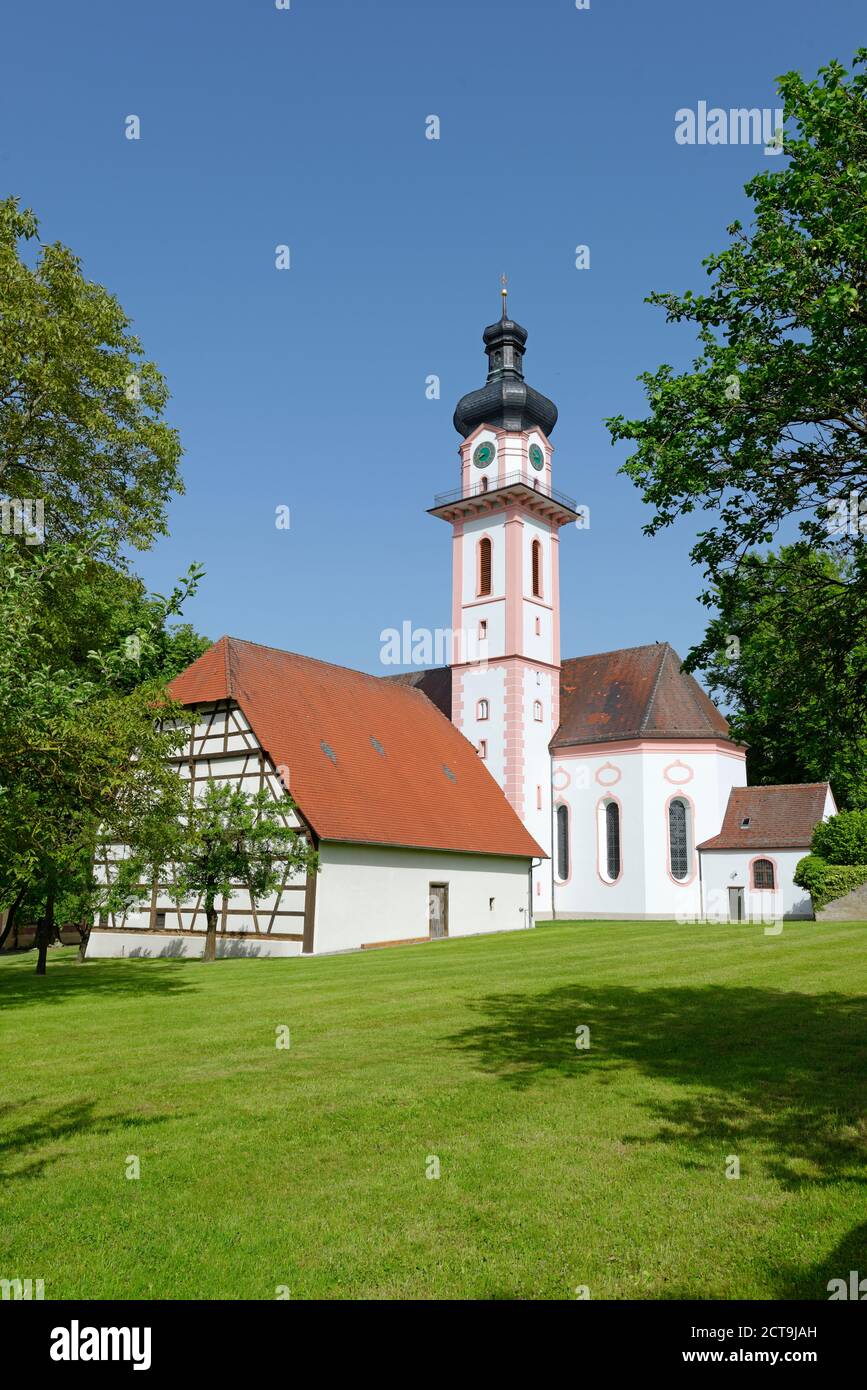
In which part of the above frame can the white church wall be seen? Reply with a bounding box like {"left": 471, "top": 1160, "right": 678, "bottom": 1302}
{"left": 699, "top": 848, "right": 814, "bottom": 922}
{"left": 544, "top": 741, "right": 747, "bottom": 919}
{"left": 313, "top": 842, "right": 531, "bottom": 953}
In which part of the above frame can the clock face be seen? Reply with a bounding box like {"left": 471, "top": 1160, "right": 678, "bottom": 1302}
{"left": 529, "top": 443, "right": 544, "bottom": 471}
{"left": 473, "top": 441, "right": 496, "bottom": 468}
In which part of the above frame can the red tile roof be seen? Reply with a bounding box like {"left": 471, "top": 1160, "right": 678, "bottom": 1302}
{"left": 169, "top": 638, "right": 544, "bottom": 860}
{"left": 553, "top": 643, "right": 734, "bottom": 748}
{"left": 697, "top": 784, "right": 832, "bottom": 851}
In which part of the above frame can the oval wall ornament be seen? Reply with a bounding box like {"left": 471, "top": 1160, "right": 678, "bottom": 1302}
{"left": 552, "top": 765, "right": 571, "bottom": 792}
{"left": 595, "top": 761, "right": 621, "bottom": 787}
{"left": 664, "top": 759, "right": 694, "bottom": 785}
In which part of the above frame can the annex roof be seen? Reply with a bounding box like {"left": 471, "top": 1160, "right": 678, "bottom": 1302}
{"left": 697, "top": 783, "right": 832, "bottom": 851}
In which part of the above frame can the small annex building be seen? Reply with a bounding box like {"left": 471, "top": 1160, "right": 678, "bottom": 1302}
{"left": 697, "top": 783, "right": 836, "bottom": 923}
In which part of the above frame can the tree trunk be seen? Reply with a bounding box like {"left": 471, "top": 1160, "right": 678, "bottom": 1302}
{"left": 77, "top": 921, "right": 91, "bottom": 963}
{"left": 0, "top": 884, "right": 26, "bottom": 952}
{"left": 203, "top": 897, "right": 218, "bottom": 962}
{"left": 35, "top": 889, "right": 55, "bottom": 976}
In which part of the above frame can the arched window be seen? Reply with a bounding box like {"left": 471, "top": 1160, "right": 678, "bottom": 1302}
{"left": 531, "top": 539, "right": 542, "bottom": 597}
{"left": 533, "top": 700, "right": 543, "bottom": 722}
{"left": 476, "top": 699, "right": 489, "bottom": 721}
{"left": 606, "top": 801, "right": 621, "bottom": 880}
{"left": 478, "top": 537, "right": 492, "bottom": 596}
{"left": 556, "top": 804, "right": 569, "bottom": 881}
{"left": 753, "top": 858, "right": 775, "bottom": 890}
{"left": 668, "top": 798, "right": 689, "bottom": 880}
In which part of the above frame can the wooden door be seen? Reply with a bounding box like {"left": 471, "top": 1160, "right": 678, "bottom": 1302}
{"left": 429, "top": 884, "right": 448, "bottom": 939}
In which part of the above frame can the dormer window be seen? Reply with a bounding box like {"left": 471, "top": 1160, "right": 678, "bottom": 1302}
{"left": 741, "top": 817, "right": 751, "bottom": 829}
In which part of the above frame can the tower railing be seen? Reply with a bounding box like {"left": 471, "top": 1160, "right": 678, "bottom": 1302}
{"left": 433, "top": 471, "right": 577, "bottom": 511}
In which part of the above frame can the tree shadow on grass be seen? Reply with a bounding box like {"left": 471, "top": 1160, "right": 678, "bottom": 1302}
{"left": 0, "top": 1098, "right": 179, "bottom": 1183}
{"left": 447, "top": 982, "right": 867, "bottom": 1191}
{"left": 0, "top": 948, "right": 197, "bottom": 1013}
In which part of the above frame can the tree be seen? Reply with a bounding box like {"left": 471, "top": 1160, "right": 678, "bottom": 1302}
{"left": 0, "top": 196, "right": 183, "bottom": 550}
{"left": 692, "top": 545, "right": 867, "bottom": 805}
{"left": 112, "top": 781, "right": 318, "bottom": 963}
{"left": 0, "top": 538, "right": 200, "bottom": 972}
{"left": 607, "top": 51, "right": 867, "bottom": 779}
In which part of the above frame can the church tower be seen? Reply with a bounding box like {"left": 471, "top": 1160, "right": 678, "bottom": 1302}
{"left": 430, "top": 288, "right": 578, "bottom": 909}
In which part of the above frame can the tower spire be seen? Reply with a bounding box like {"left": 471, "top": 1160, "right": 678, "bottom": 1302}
{"left": 500, "top": 272, "right": 508, "bottom": 320}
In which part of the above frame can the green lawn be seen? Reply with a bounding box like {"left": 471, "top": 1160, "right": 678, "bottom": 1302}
{"left": 1, "top": 920, "right": 866, "bottom": 1300}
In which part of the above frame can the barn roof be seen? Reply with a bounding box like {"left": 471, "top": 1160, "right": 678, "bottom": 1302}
{"left": 552, "top": 642, "right": 734, "bottom": 749}
{"left": 697, "top": 784, "right": 832, "bottom": 851}
{"left": 169, "top": 638, "right": 543, "bottom": 860}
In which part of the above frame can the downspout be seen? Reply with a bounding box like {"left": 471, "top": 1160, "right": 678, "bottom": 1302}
{"left": 529, "top": 858, "right": 543, "bottom": 929}
{"left": 550, "top": 753, "right": 556, "bottom": 920}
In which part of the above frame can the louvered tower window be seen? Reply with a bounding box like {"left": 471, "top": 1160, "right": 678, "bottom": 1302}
{"left": 606, "top": 802, "right": 621, "bottom": 880}
{"left": 478, "top": 537, "right": 492, "bottom": 596}
{"left": 669, "top": 798, "right": 689, "bottom": 880}
{"left": 532, "top": 539, "right": 542, "bottom": 598}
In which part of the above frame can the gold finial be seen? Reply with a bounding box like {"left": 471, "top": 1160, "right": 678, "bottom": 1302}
{"left": 501, "top": 272, "right": 508, "bottom": 317}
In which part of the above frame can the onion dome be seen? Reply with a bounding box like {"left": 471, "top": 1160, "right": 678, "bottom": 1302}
{"left": 453, "top": 286, "right": 558, "bottom": 438}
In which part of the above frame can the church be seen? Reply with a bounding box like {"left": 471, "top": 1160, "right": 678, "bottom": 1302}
{"left": 86, "top": 297, "right": 834, "bottom": 959}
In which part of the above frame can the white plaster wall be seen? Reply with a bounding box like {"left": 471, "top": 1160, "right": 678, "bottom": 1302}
{"left": 85, "top": 929, "right": 303, "bottom": 960}
{"left": 456, "top": 664, "right": 506, "bottom": 786}
{"left": 313, "top": 842, "right": 532, "bottom": 953}
{"left": 547, "top": 744, "right": 747, "bottom": 919}
{"left": 699, "top": 848, "right": 813, "bottom": 921}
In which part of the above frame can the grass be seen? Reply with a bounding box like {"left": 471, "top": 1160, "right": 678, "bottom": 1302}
{"left": 1, "top": 920, "right": 866, "bottom": 1300}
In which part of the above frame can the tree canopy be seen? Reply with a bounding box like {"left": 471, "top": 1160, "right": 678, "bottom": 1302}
{"left": 607, "top": 51, "right": 867, "bottom": 802}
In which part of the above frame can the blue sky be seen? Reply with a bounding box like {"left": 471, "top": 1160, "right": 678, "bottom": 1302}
{"left": 3, "top": 0, "right": 862, "bottom": 674}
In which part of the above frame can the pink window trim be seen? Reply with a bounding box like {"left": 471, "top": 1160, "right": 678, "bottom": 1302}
{"left": 596, "top": 794, "right": 624, "bottom": 886}
{"left": 665, "top": 792, "right": 697, "bottom": 887}
{"left": 476, "top": 535, "right": 493, "bottom": 597}
{"left": 554, "top": 799, "right": 572, "bottom": 885}
{"left": 531, "top": 539, "right": 543, "bottom": 599}
{"left": 749, "top": 854, "right": 778, "bottom": 891}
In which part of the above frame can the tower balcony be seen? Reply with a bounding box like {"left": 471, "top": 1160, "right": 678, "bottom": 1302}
{"left": 428, "top": 471, "right": 579, "bottom": 528}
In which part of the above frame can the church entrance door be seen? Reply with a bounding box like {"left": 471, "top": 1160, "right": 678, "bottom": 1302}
{"left": 728, "top": 887, "right": 744, "bottom": 923}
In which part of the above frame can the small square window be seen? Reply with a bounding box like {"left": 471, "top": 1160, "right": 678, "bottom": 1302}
{"left": 740, "top": 817, "right": 751, "bottom": 829}
{"left": 154, "top": 911, "right": 166, "bottom": 929}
